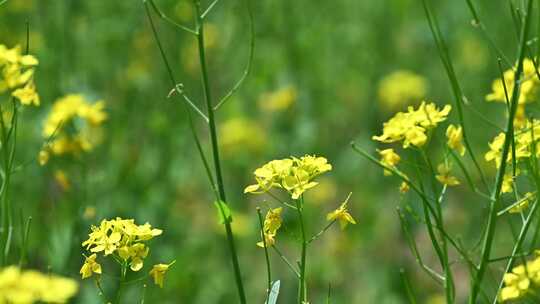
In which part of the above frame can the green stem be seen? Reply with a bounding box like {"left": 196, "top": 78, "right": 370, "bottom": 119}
{"left": 192, "top": 1, "right": 246, "bottom": 303}
{"left": 115, "top": 263, "right": 127, "bottom": 304}
{"left": 295, "top": 197, "right": 307, "bottom": 304}
{"left": 257, "top": 207, "right": 272, "bottom": 297}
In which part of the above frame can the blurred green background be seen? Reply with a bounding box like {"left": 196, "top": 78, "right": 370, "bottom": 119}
{"left": 0, "top": 0, "right": 525, "bottom": 303}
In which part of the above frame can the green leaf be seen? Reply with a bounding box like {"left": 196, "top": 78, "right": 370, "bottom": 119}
{"left": 266, "top": 280, "right": 280, "bottom": 304}
{"left": 213, "top": 200, "right": 232, "bottom": 224}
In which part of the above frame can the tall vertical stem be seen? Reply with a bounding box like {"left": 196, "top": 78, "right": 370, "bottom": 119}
{"left": 296, "top": 197, "right": 307, "bottom": 304}
{"left": 193, "top": 1, "right": 246, "bottom": 303}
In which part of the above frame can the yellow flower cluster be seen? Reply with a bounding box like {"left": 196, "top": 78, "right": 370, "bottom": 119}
{"left": 446, "top": 124, "right": 465, "bottom": 156}
{"left": 0, "top": 44, "right": 40, "bottom": 106}
{"left": 81, "top": 218, "right": 163, "bottom": 277}
{"left": 377, "top": 70, "right": 427, "bottom": 110}
{"left": 39, "top": 94, "right": 107, "bottom": 165}
{"left": 499, "top": 253, "right": 540, "bottom": 302}
{"left": 435, "top": 163, "right": 460, "bottom": 187}
{"left": 244, "top": 155, "right": 332, "bottom": 199}
{"left": 485, "top": 119, "right": 540, "bottom": 168}
{"left": 326, "top": 193, "right": 357, "bottom": 230}
{"left": 486, "top": 58, "right": 540, "bottom": 128}
{"left": 372, "top": 101, "right": 452, "bottom": 148}
{"left": 0, "top": 266, "right": 78, "bottom": 303}
{"left": 257, "top": 207, "right": 283, "bottom": 248}
{"left": 378, "top": 148, "right": 400, "bottom": 176}
{"left": 486, "top": 58, "right": 539, "bottom": 105}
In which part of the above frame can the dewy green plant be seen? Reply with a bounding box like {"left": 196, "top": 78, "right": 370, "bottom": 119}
{"left": 353, "top": 0, "right": 540, "bottom": 302}
{"left": 144, "top": 0, "right": 254, "bottom": 302}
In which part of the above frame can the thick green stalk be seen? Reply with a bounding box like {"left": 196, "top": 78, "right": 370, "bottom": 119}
{"left": 193, "top": 1, "right": 247, "bottom": 303}
{"left": 469, "top": 1, "right": 534, "bottom": 302}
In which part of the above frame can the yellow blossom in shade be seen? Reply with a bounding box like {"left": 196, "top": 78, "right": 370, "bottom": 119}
{"left": 245, "top": 155, "right": 332, "bottom": 199}
{"left": 377, "top": 70, "right": 427, "bottom": 110}
{"left": 259, "top": 85, "right": 297, "bottom": 112}
{"left": 257, "top": 207, "right": 283, "bottom": 248}
{"left": 326, "top": 193, "right": 357, "bottom": 230}
{"left": 509, "top": 192, "right": 534, "bottom": 214}
{"left": 435, "top": 163, "right": 460, "bottom": 186}
{"left": 373, "top": 101, "right": 451, "bottom": 148}
{"left": 149, "top": 262, "right": 175, "bottom": 288}
{"left": 378, "top": 148, "right": 400, "bottom": 176}
{"left": 446, "top": 124, "right": 465, "bottom": 156}
{"left": 0, "top": 266, "right": 78, "bottom": 303}
{"left": 80, "top": 254, "right": 102, "bottom": 279}
{"left": 399, "top": 182, "right": 410, "bottom": 193}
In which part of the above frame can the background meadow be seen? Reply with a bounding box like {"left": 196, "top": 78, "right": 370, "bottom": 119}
{"left": 0, "top": 0, "right": 524, "bottom": 303}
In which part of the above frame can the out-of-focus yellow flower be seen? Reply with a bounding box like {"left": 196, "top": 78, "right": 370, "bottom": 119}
{"left": 220, "top": 117, "right": 266, "bottom": 156}
{"left": 499, "top": 256, "right": 540, "bottom": 302}
{"left": 399, "top": 181, "right": 410, "bottom": 193}
{"left": 326, "top": 193, "right": 356, "bottom": 230}
{"left": 378, "top": 148, "right": 400, "bottom": 176}
{"left": 80, "top": 254, "right": 102, "bottom": 279}
{"left": 446, "top": 124, "right": 465, "bottom": 156}
{"left": 149, "top": 261, "right": 175, "bottom": 288}
{"left": 487, "top": 58, "right": 539, "bottom": 105}
{"left": 38, "top": 149, "right": 49, "bottom": 166}
{"left": 54, "top": 170, "right": 71, "bottom": 191}
{"left": 259, "top": 86, "right": 297, "bottom": 112}
{"left": 0, "top": 266, "right": 78, "bottom": 303}
{"left": 502, "top": 173, "right": 515, "bottom": 194}
{"left": 485, "top": 119, "right": 540, "bottom": 168}
{"left": 181, "top": 23, "right": 219, "bottom": 74}
{"left": 373, "top": 101, "right": 451, "bottom": 148}
{"left": 435, "top": 163, "right": 460, "bottom": 186}
{"left": 0, "top": 44, "right": 40, "bottom": 106}
{"left": 81, "top": 218, "right": 162, "bottom": 277}
{"left": 509, "top": 192, "right": 534, "bottom": 214}
{"left": 257, "top": 207, "right": 282, "bottom": 248}
{"left": 308, "top": 177, "right": 337, "bottom": 205}
{"left": 245, "top": 155, "right": 332, "bottom": 199}
{"left": 40, "top": 94, "right": 107, "bottom": 163}
{"left": 83, "top": 206, "right": 96, "bottom": 220}
{"left": 377, "top": 70, "right": 427, "bottom": 110}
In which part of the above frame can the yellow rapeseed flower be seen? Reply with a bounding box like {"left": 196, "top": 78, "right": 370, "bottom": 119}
{"left": 149, "top": 261, "right": 175, "bottom": 288}
{"left": 326, "top": 193, "right": 357, "bottom": 230}
{"left": 81, "top": 218, "right": 162, "bottom": 277}
{"left": 446, "top": 124, "right": 465, "bottom": 156}
{"left": 257, "top": 207, "right": 283, "bottom": 248}
{"left": 372, "top": 101, "right": 451, "bottom": 148}
{"left": 0, "top": 44, "right": 40, "bottom": 107}
{"left": 486, "top": 58, "right": 539, "bottom": 105}
{"left": 378, "top": 148, "right": 400, "bottom": 176}
{"left": 245, "top": 155, "right": 332, "bottom": 199}
{"left": 499, "top": 256, "right": 540, "bottom": 302}
{"left": 80, "top": 253, "right": 102, "bottom": 279}
{"left": 435, "top": 163, "right": 460, "bottom": 186}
